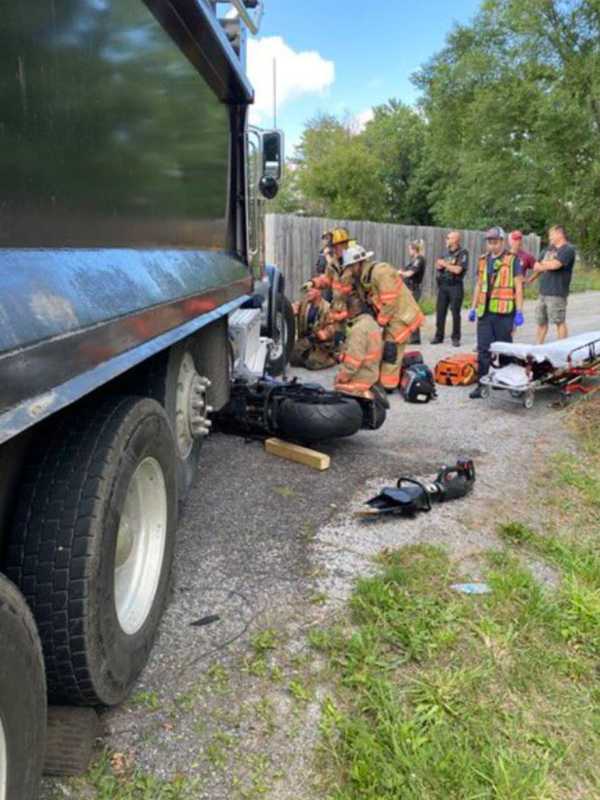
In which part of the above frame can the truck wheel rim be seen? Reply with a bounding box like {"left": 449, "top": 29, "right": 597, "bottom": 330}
{"left": 175, "top": 352, "right": 197, "bottom": 459}
{"left": 175, "top": 352, "right": 209, "bottom": 458}
{"left": 114, "top": 457, "right": 168, "bottom": 636}
{"left": 0, "top": 713, "right": 7, "bottom": 800}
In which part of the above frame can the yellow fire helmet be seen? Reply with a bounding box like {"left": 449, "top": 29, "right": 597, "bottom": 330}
{"left": 331, "top": 227, "right": 350, "bottom": 246}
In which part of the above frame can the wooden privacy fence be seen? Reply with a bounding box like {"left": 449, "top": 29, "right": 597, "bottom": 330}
{"left": 265, "top": 214, "right": 541, "bottom": 302}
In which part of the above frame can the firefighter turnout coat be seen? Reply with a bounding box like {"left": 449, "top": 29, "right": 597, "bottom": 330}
{"left": 290, "top": 296, "right": 337, "bottom": 370}
{"left": 359, "top": 261, "right": 425, "bottom": 390}
{"left": 334, "top": 312, "right": 383, "bottom": 399}
{"left": 312, "top": 256, "right": 354, "bottom": 323}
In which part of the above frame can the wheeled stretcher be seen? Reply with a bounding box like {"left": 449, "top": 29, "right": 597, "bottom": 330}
{"left": 479, "top": 331, "right": 600, "bottom": 408}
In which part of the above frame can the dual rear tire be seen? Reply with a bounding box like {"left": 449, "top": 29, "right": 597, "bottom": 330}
{"left": 0, "top": 574, "right": 46, "bottom": 800}
{"left": 5, "top": 397, "right": 178, "bottom": 706}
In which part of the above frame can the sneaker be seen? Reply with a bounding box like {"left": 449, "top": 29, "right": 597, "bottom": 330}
{"left": 430, "top": 337, "right": 443, "bottom": 345}
{"left": 452, "top": 339, "right": 460, "bottom": 347}
{"left": 469, "top": 385, "right": 484, "bottom": 399}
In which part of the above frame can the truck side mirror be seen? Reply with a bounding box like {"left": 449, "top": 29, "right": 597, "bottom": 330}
{"left": 259, "top": 176, "right": 279, "bottom": 200}
{"left": 261, "top": 129, "right": 284, "bottom": 182}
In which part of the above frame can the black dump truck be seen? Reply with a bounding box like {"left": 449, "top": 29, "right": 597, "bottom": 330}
{"left": 0, "top": 2, "right": 290, "bottom": 796}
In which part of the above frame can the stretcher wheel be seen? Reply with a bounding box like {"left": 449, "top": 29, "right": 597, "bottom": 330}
{"left": 523, "top": 390, "right": 535, "bottom": 409}
{"left": 480, "top": 385, "right": 490, "bottom": 399}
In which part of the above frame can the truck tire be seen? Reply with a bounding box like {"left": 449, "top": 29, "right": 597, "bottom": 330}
{"left": 276, "top": 395, "right": 363, "bottom": 443}
{"left": 266, "top": 295, "right": 295, "bottom": 377}
{"left": 0, "top": 574, "right": 46, "bottom": 800}
{"left": 5, "top": 397, "right": 178, "bottom": 706}
{"left": 146, "top": 339, "right": 211, "bottom": 503}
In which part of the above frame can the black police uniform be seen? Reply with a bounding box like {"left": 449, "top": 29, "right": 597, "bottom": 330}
{"left": 433, "top": 247, "right": 469, "bottom": 345}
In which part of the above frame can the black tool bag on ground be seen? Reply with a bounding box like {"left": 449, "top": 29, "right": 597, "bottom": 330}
{"left": 400, "top": 363, "right": 437, "bottom": 403}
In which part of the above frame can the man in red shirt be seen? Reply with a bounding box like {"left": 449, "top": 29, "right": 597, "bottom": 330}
{"left": 508, "top": 231, "right": 536, "bottom": 279}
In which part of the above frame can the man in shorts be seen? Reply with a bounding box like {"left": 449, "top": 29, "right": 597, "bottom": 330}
{"left": 529, "top": 225, "right": 576, "bottom": 343}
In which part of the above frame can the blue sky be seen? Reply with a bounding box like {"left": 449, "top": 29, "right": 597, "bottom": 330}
{"left": 246, "top": 0, "right": 482, "bottom": 152}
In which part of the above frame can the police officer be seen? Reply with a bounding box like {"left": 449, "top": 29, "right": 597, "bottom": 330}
{"left": 399, "top": 239, "right": 426, "bottom": 344}
{"left": 431, "top": 230, "right": 469, "bottom": 347}
{"left": 468, "top": 226, "right": 524, "bottom": 399}
{"left": 341, "top": 244, "right": 424, "bottom": 392}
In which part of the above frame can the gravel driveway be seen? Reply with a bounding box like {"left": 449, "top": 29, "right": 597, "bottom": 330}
{"left": 43, "top": 291, "right": 600, "bottom": 799}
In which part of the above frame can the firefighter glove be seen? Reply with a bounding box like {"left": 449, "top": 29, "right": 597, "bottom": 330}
{"left": 334, "top": 331, "right": 346, "bottom": 347}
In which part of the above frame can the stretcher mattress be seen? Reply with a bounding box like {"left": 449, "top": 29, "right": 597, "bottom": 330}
{"left": 491, "top": 331, "right": 600, "bottom": 369}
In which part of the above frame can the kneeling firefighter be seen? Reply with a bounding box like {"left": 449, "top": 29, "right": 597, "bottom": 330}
{"left": 290, "top": 285, "right": 337, "bottom": 370}
{"left": 343, "top": 245, "right": 425, "bottom": 391}
{"left": 334, "top": 293, "right": 384, "bottom": 400}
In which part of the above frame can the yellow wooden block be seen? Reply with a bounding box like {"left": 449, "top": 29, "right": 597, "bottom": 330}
{"left": 264, "top": 437, "right": 330, "bottom": 471}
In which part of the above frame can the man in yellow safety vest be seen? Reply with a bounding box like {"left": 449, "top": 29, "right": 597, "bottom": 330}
{"left": 467, "top": 226, "right": 524, "bottom": 399}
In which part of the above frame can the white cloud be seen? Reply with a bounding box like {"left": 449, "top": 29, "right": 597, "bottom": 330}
{"left": 247, "top": 36, "right": 335, "bottom": 125}
{"left": 354, "top": 108, "right": 375, "bottom": 132}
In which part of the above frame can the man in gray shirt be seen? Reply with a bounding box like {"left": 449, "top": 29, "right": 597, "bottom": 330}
{"left": 529, "top": 225, "right": 576, "bottom": 343}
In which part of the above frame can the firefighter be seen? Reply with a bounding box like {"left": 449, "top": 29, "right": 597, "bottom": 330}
{"left": 342, "top": 244, "right": 425, "bottom": 391}
{"left": 468, "top": 226, "right": 524, "bottom": 399}
{"left": 334, "top": 294, "right": 384, "bottom": 400}
{"left": 311, "top": 227, "right": 354, "bottom": 324}
{"left": 290, "top": 285, "right": 337, "bottom": 370}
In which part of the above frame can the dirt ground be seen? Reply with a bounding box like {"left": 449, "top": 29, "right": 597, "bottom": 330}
{"left": 42, "top": 291, "right": 600, "bottom": 799}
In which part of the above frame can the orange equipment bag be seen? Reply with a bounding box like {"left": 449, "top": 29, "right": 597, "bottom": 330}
{"left": 434, "top": 353, "right": 478, "bottom": 386}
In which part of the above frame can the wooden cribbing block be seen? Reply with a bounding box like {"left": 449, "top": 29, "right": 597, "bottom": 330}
{"left": 265, "top": 437, "right": 330, "bottom": 471}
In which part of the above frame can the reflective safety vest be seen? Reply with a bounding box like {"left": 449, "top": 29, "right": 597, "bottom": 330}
{"left": 476, "top": 252, "right": 517, "bottom": 317}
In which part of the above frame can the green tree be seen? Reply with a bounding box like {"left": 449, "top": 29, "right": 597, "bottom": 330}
{"left": 294, "top": 114, "right": 387, "bottom": 220}
{"left": 413, "top": 0, "right": 600, "bottom": 261}
{"left": 362, "top": 99, "right": 434, "bottom": 224}
{"left": 286, "top": 108, "right": 432, "bottom": 224}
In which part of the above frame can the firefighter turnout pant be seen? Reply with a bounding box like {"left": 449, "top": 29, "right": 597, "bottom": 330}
{"left": 379, "top": 329, "right": 407, "bottom": 391}
{"left": 290, "top": 338, "right": 336, "bottom": 370}
{"left": 359, "top": 261, "right": 425, "bottom": 391}
{"left": 334, "top": 313, "right": 383, "bottom": 399}
{"left": 476, "top": 311, "right": 515, "bottom": 378}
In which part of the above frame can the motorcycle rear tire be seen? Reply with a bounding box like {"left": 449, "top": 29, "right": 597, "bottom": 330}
{"left": 275, "top": 396, "right": 363, "bottom": 443}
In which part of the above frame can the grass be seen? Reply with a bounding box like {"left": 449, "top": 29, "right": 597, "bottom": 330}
{"left": 311, "top": 396, "right": 600, "bottom": 799}
{"left": 63, "top": 752, "right": 201, "bottom": 799}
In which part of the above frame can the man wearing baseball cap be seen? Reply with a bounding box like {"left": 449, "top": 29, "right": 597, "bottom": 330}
{"left": 508, "top": 231, "right": 536, "bottom": 280}
{"left": 467, "top": 227, "right": 524, "bottom": 399}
